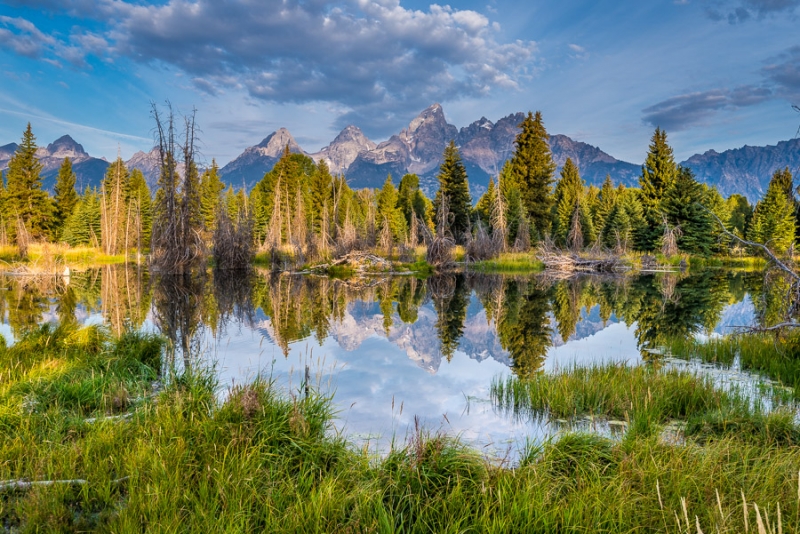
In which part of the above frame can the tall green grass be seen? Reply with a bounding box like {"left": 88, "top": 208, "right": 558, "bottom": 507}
{"left": 667, "top": 333, "right": 800, "bottom": 396}
{"left": 2, "top": 325, "right": 800, "bottom": 532}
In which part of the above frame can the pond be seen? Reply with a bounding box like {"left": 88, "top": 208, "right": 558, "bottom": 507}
{"left": 0, "top": 266, "right": 788, "bottom": 457}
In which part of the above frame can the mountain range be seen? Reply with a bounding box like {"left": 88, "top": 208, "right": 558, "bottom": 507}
{"left": 2, "top": 104, "right": 799, "bottom": 202}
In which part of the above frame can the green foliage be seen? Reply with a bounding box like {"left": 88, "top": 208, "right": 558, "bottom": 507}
{"left": 61, "top": 187, "right": 102, "bottom": 247}
{"left": 4, "top": 123, "right": 54, "bottom": 240}
{"left": 637, "top": 127, "right": 678, "bottom": 251}
{"left": 53, "top": 157, "right": 79, "bottom": 239}
{"left": 593, "top": 175, "right": 616, "bottom": 231}
{"left": 661, "top": 167, "right": 714, "bottom": 256}
{"left": 749, "top": 167, "right": 796, "bottom": 253}
{"left": 376, "top": 175, "right": 407, "bottom": 242}
{"left": 199, "top": 160, "right": 225, "bottom": 232}
{"left": 552, "top": 158, "right": 583, "bottom": 246}
{"left": 433, "top": 141, "right": 472, "bottom": 242}
{"left": 475, "top": 176, "right": 496, "bottom": 228}
{"left": 508, "top": 111, "right": 556, "bottom": 240}
{"left": 127, "top": 169, "right": 152, "bottom": 250}
{"left": 726, "top": 193, "right": 752, "bottom": 237}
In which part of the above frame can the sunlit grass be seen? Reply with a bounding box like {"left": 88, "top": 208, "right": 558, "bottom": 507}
{"left": 2, "top": 323, "right": 800, "bottom": 532}
{"left": 469, "top": 252, "right": 545, "bottom": 272}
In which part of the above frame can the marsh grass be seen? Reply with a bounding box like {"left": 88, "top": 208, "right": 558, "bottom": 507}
{"left": 3, "top": 325, "right": 800, "bottom": 532}
{"left": 469, "top": 252, "right": 545, "bottom": 273}
{"left": 667, "top": 333, "right": 800, "bottom": 397}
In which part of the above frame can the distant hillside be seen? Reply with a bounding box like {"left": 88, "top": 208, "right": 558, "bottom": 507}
{"left": 680, "top": 138, "right": 800, "bottom": 202}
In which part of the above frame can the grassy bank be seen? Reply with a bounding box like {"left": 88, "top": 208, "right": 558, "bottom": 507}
{"left": 2, "top": 324, "right": 800, "bottom": 532}
{"left": 469, "top": 252, "right": 545, "bottom": 273}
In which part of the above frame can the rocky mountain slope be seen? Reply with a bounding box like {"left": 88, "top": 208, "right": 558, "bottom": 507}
{"left": 0, "top": 135, "right": 109, "bottom": 192}
{"left": 219, "top": 128, "right": 304, "bottom": 190}
{"left": 218, "top": 104, "right": 644, "bottom": 198}
{"left": 682, "top": 138, "right": 800, "bottom": 202}
{"left": 2, "top": 105, "right": 798, "bottom": 203}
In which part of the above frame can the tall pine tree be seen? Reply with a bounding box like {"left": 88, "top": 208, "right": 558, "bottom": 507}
{"left": 433, "top": 140, "right": 472, "bottom": 242}
{"left": 53, "top": 157, "right": 79, "bottom": 239}
{"left": 508, "top": 111, "right": 556, "bottom": 240}
{"left": 637, "top": 127, "right": 678, "bottom": 251}
{"left": 552, "top": 158, "right": 584, "bottom": 246}
{"left": 749, "top": 168, "right": 796, "bottom": 253}
{"left": 199, "top": 160, "right": 225, "bottom": 232}
{"left": 661, "top": 167, "right": 714, "bottom": 256}
{"left": 5, "top": 123, "right": 53, "bottom": 240}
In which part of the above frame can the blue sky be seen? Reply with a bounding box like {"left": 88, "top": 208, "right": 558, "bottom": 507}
{"left": 0, "top": 0, "right": 798, "bottom": 166}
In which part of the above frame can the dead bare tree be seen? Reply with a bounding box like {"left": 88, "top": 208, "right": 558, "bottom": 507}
{"left": 567, "top": 203, "right": 583, "bottom": 252}
{"left": 660, "top": 216, "right": 681, "bottom": 258}
{"left": 213, "top": 203, "right": 254, "bottom": 270}
{"left": 150, "top": 103, "right": 206, "bottom": 274}
{"left": 491, "top": 177, "right": 508, "bottom": 252}
{"left": 423, "top": 195, "right": 455, "bottom": 269}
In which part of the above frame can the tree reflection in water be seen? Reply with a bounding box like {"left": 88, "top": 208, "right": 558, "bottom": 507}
{"left": 0, "top": 266, "right": 775, "bottom": 375}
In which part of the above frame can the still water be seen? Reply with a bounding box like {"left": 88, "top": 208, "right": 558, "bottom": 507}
{"left": 0, "top": 266, "right": 784, "bottom": 456}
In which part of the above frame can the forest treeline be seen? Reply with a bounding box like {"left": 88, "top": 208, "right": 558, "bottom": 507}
{"left": 2, "top": 111, "right": 798, "bottom": 268}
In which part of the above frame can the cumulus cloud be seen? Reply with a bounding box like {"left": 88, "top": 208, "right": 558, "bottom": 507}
{"left": 0, "top": 14, "right": 107, "bottom": 68}
{"left": 2, "top": 0, "right": 537, "bottom": 138}
{"left": 642, "top": 85, "right": 772, "bottom": 130}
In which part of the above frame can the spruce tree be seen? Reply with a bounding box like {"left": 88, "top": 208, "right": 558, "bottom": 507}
{"left": 552, "top": 158, "right": 584, "bottom": 246}
{"left": 638, "top": 127, "right": 678, "bottom": 250}
{"left": 594, "top": 175, "right": 617, "bottom": 232}
{"left": 508, "top": 111, "right": 556, "bottom": 240}
{"left": 475, "top": 177, "right": 496, "bottom": 228}
{"left": 5, "top": 123, "right": 54, "bottom": 239}
{"left": 749, "top": 168, "right": 796, "bottom": 253}
{"left": 661, "top": 167, "right": 714, "bottom": 256}
{"left": 433, "top": 140, "right": 472, "bottom": 242}
{"left": 127, "top": 169, "right": 152, "bottom": 250}
{"left": 377, "top": 175, "right": 407, "bottom": 242}
{"left": 53, "top": 157, "right": 79, "bottom": 239}
{"left": 726, "top": 194, "right": 752, "bottom": 238}
{"left": 199, "top": 160, "right": 225, "bottom": 231}
{"left": 309, "top": 159, "right": 334, "bottom": 234}
{"left": 101, "top": 157, "right": 130, "bottom": 254}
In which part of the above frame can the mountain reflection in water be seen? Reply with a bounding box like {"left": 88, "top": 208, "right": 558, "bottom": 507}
{"left": 0, "top": 266, "right": 775, "bottom": 454}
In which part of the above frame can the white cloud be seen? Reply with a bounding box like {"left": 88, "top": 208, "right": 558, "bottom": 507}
{"left": 3, "top": 0, "right": 538, "bottom": 138}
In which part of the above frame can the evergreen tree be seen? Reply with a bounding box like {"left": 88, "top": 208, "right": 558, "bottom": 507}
{"left": 700, "top": 184, "right": 731, "bottom": 253}
{"left": 552, "top": 158, "right": 584, "bottom": 246}
{"left": 433, "top": 140, "right": 472, "bottom": 242}
{"left": 0, "top": 170, "right": 6, "bottom": 244}
{"left": 398, "top": 173, "right": 430, "bottom": 229}
{"left": 594, "top": 175, "right": 617, "bottom": 232}
{"left": 53, "top": 157, "right": 79, "bottom": 239}
{"left": 661, "top": 167, "right": 714, "bottom": 256}
{"left": 127, "top": 169, "right": 152, "bottom": 250}
{"left": 749, "top": 168, "right": 796, "bottom": 253}
{"left": 5, "top": 123, "right": 54, "bottom": 239}
{"left": 376, "top": 175, "right": 407, "bottom": 242}
{"left": 508, "top": 111, "right": 556, "bottom": 240}
{"left": 726, "top": 194, "right": 752, "bottom": 238}
{"left": 475, "top": 177, "right": 496, "bottom": 228}
{"left": 62, "top": 187, "right": 102, "bottom": 247}
{"left": 101, "top": 157, "right": 130, "bottom": 254}
{"left": 309, "top": 159, "right": 334, "bottom": 234}
{"left": 199, "top": 160, "right": 225, "bottom": 231}
{"left": 600, "top": 200, "right": 631, "bottom": 249}
{"left": 638, "top": 128, "right": 678, "bottom": 250}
